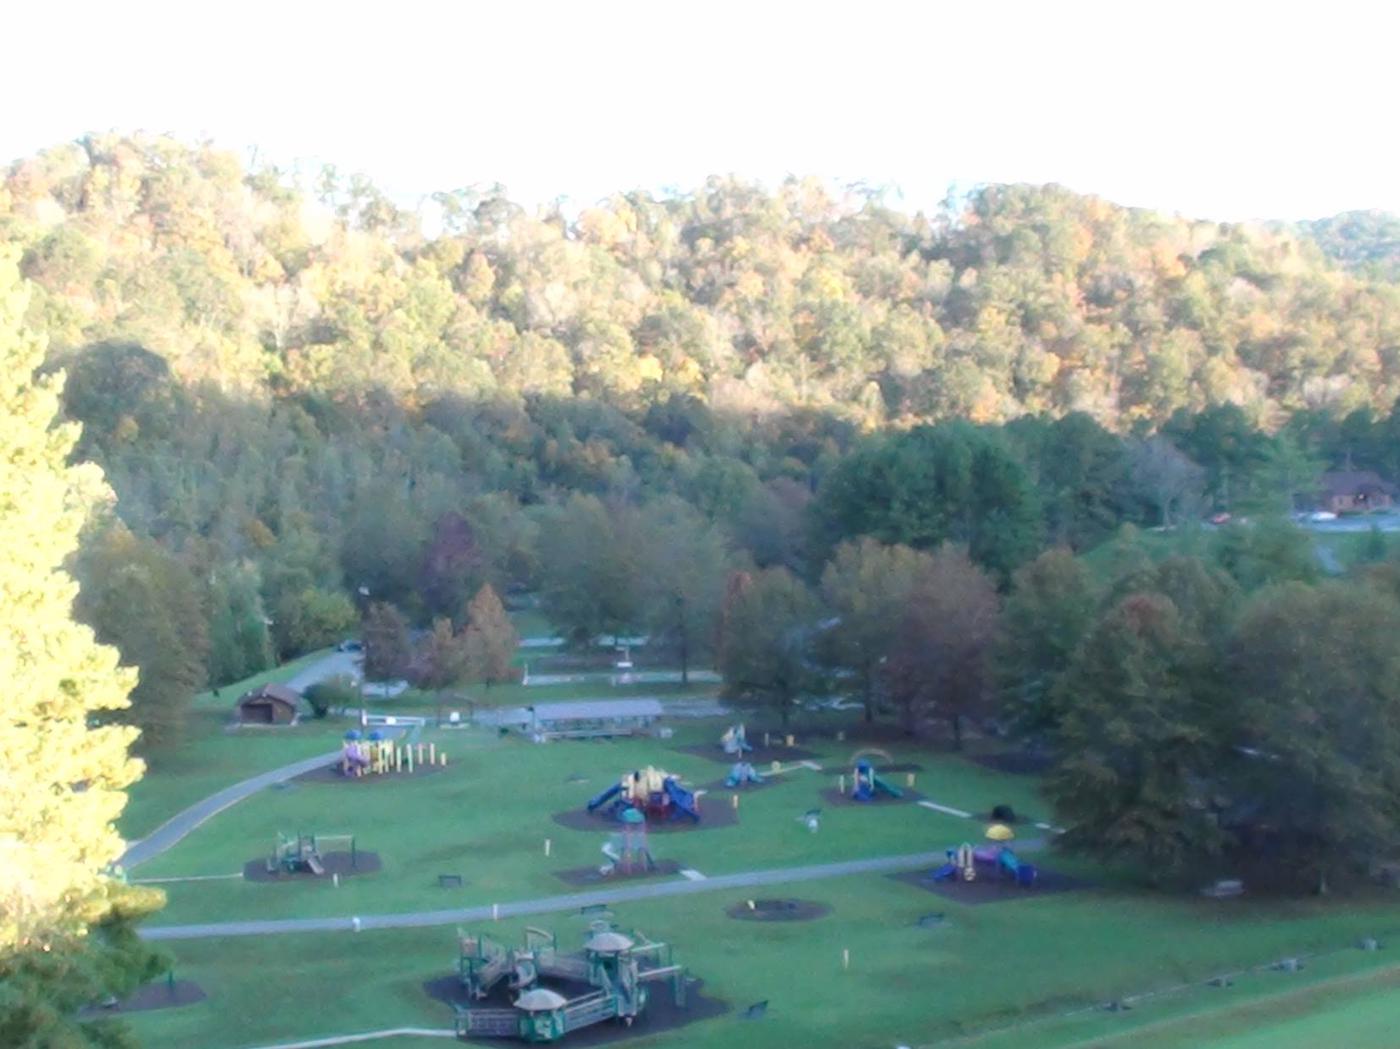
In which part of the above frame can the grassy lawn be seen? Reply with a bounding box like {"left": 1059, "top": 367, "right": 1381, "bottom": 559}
{"left": 115, "top": 627, "right": 1400, "bottom": 1048}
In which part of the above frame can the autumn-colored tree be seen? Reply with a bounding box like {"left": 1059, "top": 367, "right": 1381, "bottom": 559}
{"left": 637, "top": 498, "right": 729, "bottom": 684}
{"left": 462, "top": 584, "right": 518, "bottom": 687}
{"left": 0, "top": 248, "right": 164, "bottom": 1044}
{"left": 409, "top": 617, "right": 472, "bottom": 691}
{"left": 880, "top": 545, "right": 1000, "bottom": 745}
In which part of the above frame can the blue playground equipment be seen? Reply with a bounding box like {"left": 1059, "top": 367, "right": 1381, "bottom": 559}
{"left": 932, "top": 844, "right": 1037, "bottom": 887}
{"left": 851, "top": 759, "right": 903, "bottom": 802}
{"left": 586, "top": 767, "right": 700, "bottom": 823}
{"left": 725, "top": 761, "right": 764, "bottom": 787}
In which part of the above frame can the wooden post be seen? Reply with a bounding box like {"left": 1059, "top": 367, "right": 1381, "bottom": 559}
{"left": 492, "top": 903, "right": 499, "bottom": 921}
{"left": 407, "top": 747, "right": 414, "bottom": 774}
{"left": 763, "top": 732, "right": 770, "bottom": 748}
{"left": 731, "top": 793, "right": 739, "bottom": 810}
{"left": 439, "top": 752, "right": 446, "bottom": 766}
{"left": 842, "top": 948, "right": 850, "bottom": 970}
{"left": 906, "top": 772, "right": 915, "bottom": 788}
{"left": 839, "top": 774, "right": 845, "bottom": 794}
{"left": 417, "top": 743, "right": 425, "bottom": 764}
{"left": 430, "top": 743, "right": 437, "bottom": 764}
{"left": 786, "top": 734, "right": 794, "bottom": 748}
{"left": 545, "top": 838, "right": 552, "bottom": 857}
{"left": 333, "top": 873, "right": 340, "bottom": 888}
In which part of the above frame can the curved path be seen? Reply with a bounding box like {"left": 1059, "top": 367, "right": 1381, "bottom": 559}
{"left": 120, "top": 750, "right": 343, "bottom": 869}
{"left": 140, "top": 844, "right": 1050, "bottom": 941}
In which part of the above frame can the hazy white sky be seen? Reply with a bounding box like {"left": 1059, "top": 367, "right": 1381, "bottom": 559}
{"left": 7, "top": 0, "right": 1398, "bottom": 220}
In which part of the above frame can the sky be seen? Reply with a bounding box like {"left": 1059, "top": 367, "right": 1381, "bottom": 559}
{"left": 7, "top": 0, "right": 1398, "bottom": 221}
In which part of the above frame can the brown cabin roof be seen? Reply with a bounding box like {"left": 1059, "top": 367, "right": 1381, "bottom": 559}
{"left": 1319, "top": 470, "right": 1396, "bottom": 498}
{"left": 238, "top": 683, "right": 301, "bottom": 709}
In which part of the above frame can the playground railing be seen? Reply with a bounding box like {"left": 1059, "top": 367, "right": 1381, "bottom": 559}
{"left": 562, "top": 991, "right": 617, "bottom": 1030}
{"left": 459, "top": 1007, "right": 518, "bottom": 1037}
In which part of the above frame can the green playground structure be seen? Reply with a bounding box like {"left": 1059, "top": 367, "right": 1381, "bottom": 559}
{"left": 453, "top": 922, "right": 687, "bottom": 1043}
{"left": 851, "top": 757, "right": 902, "bottom": 802}
{"left": 266, "top": 832, "right": 356, "bottom": 876}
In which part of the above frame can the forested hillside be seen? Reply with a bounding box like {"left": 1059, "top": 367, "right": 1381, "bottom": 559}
{"left": 6, "top": 133, "right": 1400, "bottom": 753}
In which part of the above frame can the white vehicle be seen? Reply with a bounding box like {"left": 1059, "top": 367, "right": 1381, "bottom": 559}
{"left": 1306, "top": 511, "right": 1338, "bottom": 522}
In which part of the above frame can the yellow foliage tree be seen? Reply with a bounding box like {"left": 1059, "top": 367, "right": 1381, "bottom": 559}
{"left": 0, "top": 246, "right": 145, "bottom": 953}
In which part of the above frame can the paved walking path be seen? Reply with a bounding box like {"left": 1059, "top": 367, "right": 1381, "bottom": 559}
{"left": 119, "top": 751, "right": 342, "bottom": 869}
{"left": 141, "top": 846, "right": 1047, "bottom": 941}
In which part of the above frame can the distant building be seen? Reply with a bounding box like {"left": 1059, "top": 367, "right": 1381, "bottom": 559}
{"left": 1316, "top": 471, "right": 1395, "bottom": 514}
{"left": 477, "top": 699, "right": 665, "bottom": 741}
{"left": 237, "top": 683, "right": 302, "bottom": 725}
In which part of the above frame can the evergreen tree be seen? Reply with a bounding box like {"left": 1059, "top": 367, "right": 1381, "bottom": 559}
{"left": 207, "top": 562, "right": 275, "bottom": 685}
{"left": 0, "top": 248, "right": 163, "bottom": 1043}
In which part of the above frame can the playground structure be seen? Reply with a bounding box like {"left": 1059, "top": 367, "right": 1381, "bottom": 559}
{"left": 850, "top": 751, "right": 903, "bottom": 802}
{"left": 453, "top": 922, "right": 687, "bottom": 1043}
{"left": 725, "top": 761, "right": 764, "bottom": 787}
{"left": 721, "top": 724, "right": 752, "bottom": 755}
{"left": 600, "top": 808, "right": 656, "bottom": 876}
{"left": 587, "top": 766, "right": 700, "bottom": 823}
{"left": 932, "top": 827, "right": 1038, "bottom": 888}
{"left": 266, "top": 832, "right": 357, "bottom": 876}
{"left": 339, "top": 729, "right": 446, "bottom": 776}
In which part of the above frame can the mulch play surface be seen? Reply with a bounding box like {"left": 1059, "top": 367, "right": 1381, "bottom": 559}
{"left": 888, "top": 863, "right": 1091, "bottom": 905}
{"left": 971, "top": 750, "right": 1053, "bottom": 776}
{"left": 242, "top": 850, "right": 383, "bottom": 882}
{"left": 671, "top": 742, "right": 820, "bottom": 764}
{"left": 818, "top": 786, "right": 925, "bottom": 808}
{"left": 551, "top": 802, "right": 738, "bottom": 834}
{"left": 554, "top": 860, "right": 684, "bottom": 887}
{"left": 424, "top": 975, "right": 728, "bottom": 1044}
{"left": 79, "top": 980, "right": 207, "bottom": 1016}
{"left": 293, "top": 759, "right": 448, "bottom": 786}
{"left": 725, "top": 898, "right": 830, "bottom": 922}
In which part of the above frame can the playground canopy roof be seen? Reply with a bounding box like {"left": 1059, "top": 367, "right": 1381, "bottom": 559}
{"left": 515, "top": 989, "right": 569, "bottom": 1011}
{"left": 480, "top": 699, "right": 665, "bottom": 728}
{"left": 585, "top": 931, "right": 635, "bottom": 954}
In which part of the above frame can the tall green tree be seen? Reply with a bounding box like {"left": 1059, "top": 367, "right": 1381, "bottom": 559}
{"left": 0, "top": 248, "right": 163, "bottom": 1044}
{"left": 1047, "top": 592, "right": 1229, "bottom": 874}
{"left": 996, "top": 547, "right": 1097, "bottom": 739}
{"left": 1230, "top": 582, "right": 1400, "bottom": 892}
{"left": 76, "top": 526, "right": 209, "bottom": 750}
{"left": 820, "top": 538, "right": 935, "bottom": 722}
{"left": 536, "top": 495, "right": 642, "bottom": 643}
{"left": 638, "top": 497, "right": 729, "bottom": 685}
{"left": 717, "top": 568, "right": 819, "bottom": 729}
{"left": 208, "top": 561, "right": 275, "bottom": 685}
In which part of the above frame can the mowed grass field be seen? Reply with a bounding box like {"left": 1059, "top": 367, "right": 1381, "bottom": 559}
{"left": 116, "top": 636, "right": 1400, "bottom": 1049}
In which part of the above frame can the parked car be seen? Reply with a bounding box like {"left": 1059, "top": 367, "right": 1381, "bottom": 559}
{"left": 336, "top": 639, "right": 363, "bottom": 653}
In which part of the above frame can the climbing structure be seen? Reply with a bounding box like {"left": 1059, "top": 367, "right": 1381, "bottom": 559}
{"left": 586, "top": 766, "right": 700, "bottom": 823}
{"left": 453, "top": 922, "right": 687, "bottom": 1043}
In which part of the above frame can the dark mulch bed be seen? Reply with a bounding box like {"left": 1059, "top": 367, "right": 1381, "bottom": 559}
{"left": 555, "top": 860, "right": 684, "bottom": 887}
{"left": 818, "top": 785, "right": 925, "bottom": 808}
{"left": 423, "top": 974, "right": 728, "bottom": 1044}
{"left": 672, "top": 742, "right": 820, "bottom": 765}
{"left": 725, "top": 898, "right": 830, "bottom": 922}
{"left": 888, "top": 862, "right": 1091, "bottom": 905}
{"left": 294, "top": 758, "right": 448, "bottom": 786}
{"left": 552, "top": 802, "right": 738, "bottom": 834}
{"left": 242, "top": 850, "right": 382, "bottom": 882}
{"left": 80, "top": 980, "right": 206, "bottom": 1016}
{"left": 971, "top": 751, "right": 1053, "bottom": 776}
{"left": 879, "top": 762, "right": 924, "bottom": 774}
